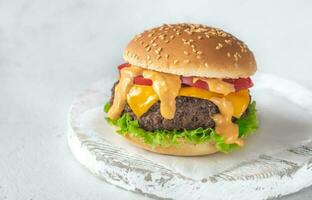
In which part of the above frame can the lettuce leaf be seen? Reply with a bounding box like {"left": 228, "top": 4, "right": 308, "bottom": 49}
{"left": 236, "top": 101, "right": 258, "bottom": 138}
{"left": 104, "top": 101, "right": 258, "bottom": 153}
{"left": 104, "top": 102, "right": 111, "bottom": 113}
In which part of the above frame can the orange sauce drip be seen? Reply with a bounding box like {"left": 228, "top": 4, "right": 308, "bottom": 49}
{"left": 107, "top": 66, "right": 143, "bottom": 120}
{"left": 210, "top": 97, "right": 244, "bottom": 146}
{"left": 193, "top": 78, "right": 235, "bottom": 95}
{"left": 143, "top": 70, "right": 181, "bottom": 119}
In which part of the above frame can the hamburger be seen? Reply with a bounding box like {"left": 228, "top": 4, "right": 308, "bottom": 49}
{"left": 104, "top": 23, "right": 258, "bottom": 156}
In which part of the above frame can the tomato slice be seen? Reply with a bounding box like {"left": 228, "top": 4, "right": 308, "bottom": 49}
{"left": 223, "top": 77, "right": 253, "bottom": 91}
{"left": 192, "top": 79, "right": 208, "bottom": 90}
{"left": 181, "top": 77, "right": 208, "bottom": 90}
{"left": 181, "top": 76, "right": 193, "bottom": 86}
{"left": 182, "top": 76, "right": 253, "bottom": 91}
{"left": 134, "top": 76, "right": 153, "bottom": 85}
{"left": 117, "top": 63, "right": 153, "bottom": 85}
{"left": 117, "top": 62, "right": 131, "bottom": 71}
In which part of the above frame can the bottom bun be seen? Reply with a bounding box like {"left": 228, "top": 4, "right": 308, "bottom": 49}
{"left": 124, "top": 134, "right": 219, "bottom": 156}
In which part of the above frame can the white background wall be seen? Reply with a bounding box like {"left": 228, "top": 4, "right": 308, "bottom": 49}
{"left": 0, "top": 0, "right": 311, "bottom": 199}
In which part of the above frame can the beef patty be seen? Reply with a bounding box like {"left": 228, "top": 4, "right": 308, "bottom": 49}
{"left": 124, "top": 96, "right": 219, "bottom": 131}
{"left": 109, "top": 82, "right": 248, "bottom": 131}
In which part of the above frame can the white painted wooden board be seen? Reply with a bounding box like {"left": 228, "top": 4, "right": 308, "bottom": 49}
{"left": 67, "top": 73, "right": 312, "bottom": 199}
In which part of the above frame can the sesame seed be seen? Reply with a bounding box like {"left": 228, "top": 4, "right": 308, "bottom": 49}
{"left": 173, "top": 59, "right": 179, "bottom": 64}
{"left": 164, "top": 40, "right": 169, "bottom": 43}
{"left": 205, "top": 63, "right": 209, "bottom": 67}
{"left": 191, "top": 44, "right": 196, "bottom": 48}
{"left": 227, "top": 52, "right": 231, "bottom": 57}
{"left": 176, "top": 32, "right": 181, "bottom": 35}
{"left": 216, "top": 43, "right": 223, "bottom": 50}
{"left": 234, "top": 53, "right": 239, "bottom": 61}
{"left": 197, "top": 51, "right": 203, "bottom": 55}
{"left": 155, "top": 47, "right": 162, "bottom": 54}
{"left": 140, "top": 41, "right": 144, "bottom": 45}
{"left": 143, "top": 44, "right": 149, "bottom": 48}
{"left": 192, "top": 49, "right": 197, "bottom": 53}
{"left": 225, "top": 39, "right": 232, "bottom": 45}
{"left": 156, "top": 55, "right": 161, "bottom": 60}
{"left": 170, "top": 35, "right": 175, "bottom": 39}
{"left": 159, "top": 35, "right": 166, "bottom": 40}
{"left": 205, "top": 34, "right": 210, "bottom": 38}
{"left": 148, "top": 60, "right": 153, "bottom": 64}
{"left": 184, "top": 59, "right": 190, "bottom": 63}
{"left": 152, "top": 43, "right": 158, "bottom": 47}
{"left": 196, "top": 55, "right": 202, "bottom": 59}
{"left": 165, "top": 54, "right": 169, "bottom": 59}
{"left": 184, "top": 51, "right": 189, "bottom": 55}
{"left": 148, "top": 33, "right": 154, "bottom": 37}
{"left": 240, "top": 47, "right": 246, "bottom": 53}
{"left": 146, "top": 47, "right": 151, "bottom": 52}
{"left": 197, "top": 36, "right": 203, "bottom": 40}
{"left": 221, "top": 33, "right": 227, "bottom": 37}
{"left": 147, "top": 55, "right": 151, "bottom": 60}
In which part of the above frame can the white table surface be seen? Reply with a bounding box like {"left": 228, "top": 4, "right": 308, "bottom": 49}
{"left": 1, "top": 0, "right": 312, "bottom": 199}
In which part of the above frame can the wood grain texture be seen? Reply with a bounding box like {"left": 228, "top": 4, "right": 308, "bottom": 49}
{"left": 67, "top": 74, "right": 312, "bottom": 200}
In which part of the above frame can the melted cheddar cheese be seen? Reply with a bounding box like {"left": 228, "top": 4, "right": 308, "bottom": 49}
{"left": 127, "top": 85, "right": 250, "bottom": 118}
{"left": 127, "top": 85, "right": 159, "bottom": 118}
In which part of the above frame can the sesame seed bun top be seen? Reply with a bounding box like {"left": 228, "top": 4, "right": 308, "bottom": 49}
{"left": 123, "top": 23, "right": 257, "bottom": 78}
